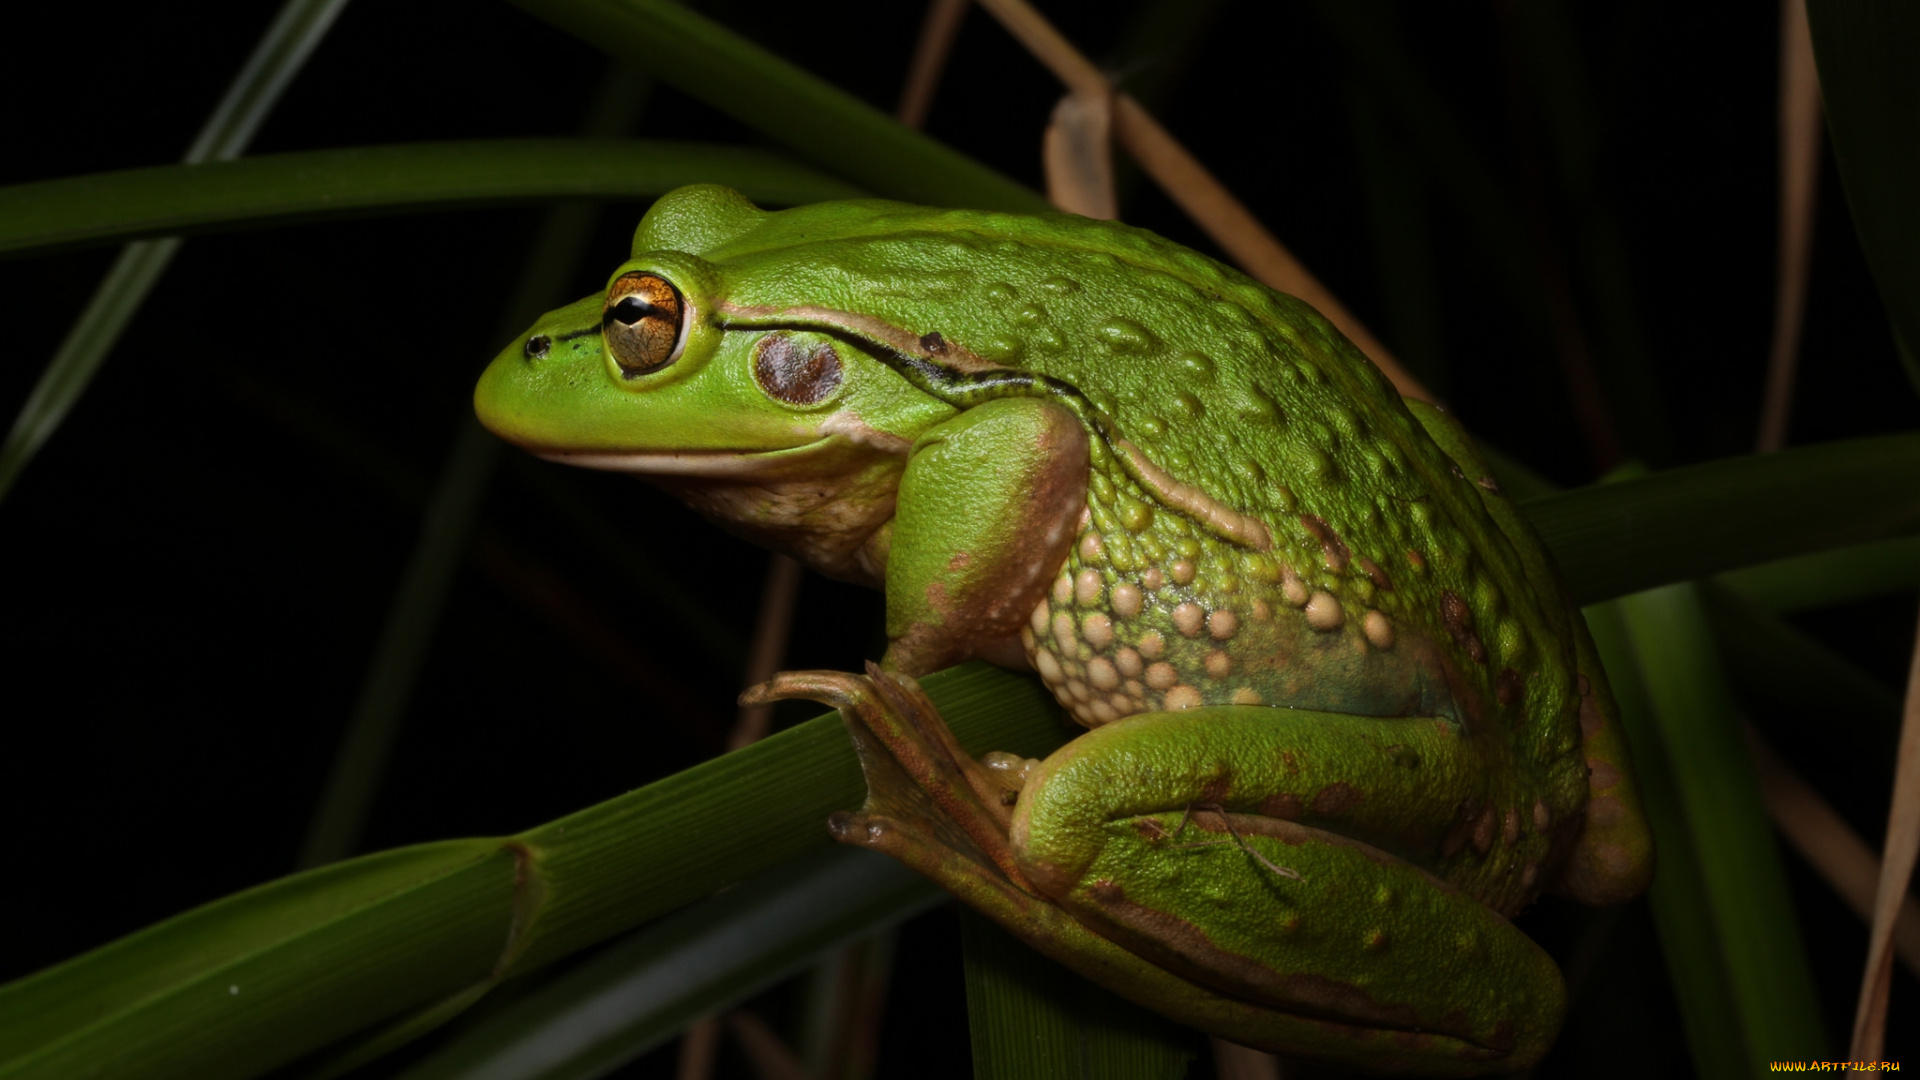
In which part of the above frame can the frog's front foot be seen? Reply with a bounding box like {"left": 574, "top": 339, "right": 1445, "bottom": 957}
{"left": 743, "top": 665, "right": 1050, "bottom": 917}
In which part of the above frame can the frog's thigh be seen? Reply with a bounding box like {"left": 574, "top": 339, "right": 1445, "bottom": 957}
{"left": 1012, "top": 706, "right": 1563, "bottom": 1060}
{"left": 1550, "top": 615, "right": 1655, "bottom": 903}
{"left": 882, "top": 397, "right": 1089, "bottom": 675}
{"left": 1402, "top": 398, "right": 1654, "bottom": 905}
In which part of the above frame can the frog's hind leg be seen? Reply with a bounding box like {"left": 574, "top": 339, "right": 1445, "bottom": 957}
{"left": 1013, "top": 704, "right": 1566, "bottom": 1068}
{"left": 1546, "top": 615, "right": 1655, "bottom": 904}
{"left": 1400, "top": 397, "right": 1653, "bottom": 907}
{"left": 747, "top": 667, "right": 1545, "bottom": 1075}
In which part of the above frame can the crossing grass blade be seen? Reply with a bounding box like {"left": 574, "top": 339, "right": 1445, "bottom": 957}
{"left": 0, "top": 0, "right": 350, "bottom": 502}
{"left": 1597, "top": 586, "right": 1832, "bottom": 1067}
{"left": 5, "top": 434, "right": 1916, "bottom": 1077}
{"left": 1582, "top": 603, "right": 1751, "bottom": 1080}
{"left": 0, "top": 839, "right": 516, "bottom": 1080}
{"left": 298, "top": 63, "right": 661, "bottom": 873}
{"left": 1518, "top": 432, "right": 1920, "bottom": 605}
{"left": 506, "top": 0, "right": 1048, "bottom": 214}
{"left": 390, "top": 846, "right": 940, "bottom": 1080}
{"left": 959, "top": 912, "right": 1197, "bottom": 1080}
{"left": 0, "top": 140, "right": 863, "bottom": 262}
{"left": 0, "top": 665, "right": 1071, "bottom": 1080}
{"left": 1806, "top": 0, "right": 1920, "bottom": 388}
{"left": 1713, "top": 534, "right": 1920, "bottom": 613}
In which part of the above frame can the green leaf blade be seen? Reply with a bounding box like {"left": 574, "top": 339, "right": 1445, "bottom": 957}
{"left": 503, "top": 0, "right": 1048, "bottom": 213}
{"left": 0, "top": 842, "right": 514, "bottom": 1080}
{"left": 1582, "top": 603, "right": 1750, "bottom": 1080}
{"left": 0, "top": 666, "right": 1070, "bottom": 1080}
{"left": 959, "top": 911, "right": 1196, "bottom": 1080}
{"left": 1806, "top": 0, "right": 1920, "bottom": 386}
{"left": 1524, "top": 433, "right": 1920, "bottom": 604}
{"left": 0, "top": 140, "right": 866, "bottom": 262}
{"left": 396, "top": 846, "right": 939, "bottom": 1080}
{"left": 511, "top": 665, "right": 1067, "bottom": 970}
{"left": 1587, "top": 587, "right": 1830, "bottom": 1073}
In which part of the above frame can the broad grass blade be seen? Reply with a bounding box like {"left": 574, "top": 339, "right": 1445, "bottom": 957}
{"left": 1521, "top": 432, "right": 1920, "bottom": 605}
{"left": 1583, "top": 603, "right": 1749, "bottom": 1080}
{"left": 299, "top": 63, "right": 660, "bottom": 871}
{"left": 1805, "top": 0, "right": 1920, "bottom": 388}
{"left": 959, "top": 911, "right": 1195, "bottom": 1080}
{"left": 1715, "top": 535, "right": 1920, "bottom": 612}
{"left": 0, "top": 0, "right": 350, "bottom": 501}
{"left": 0, "top": 665, "right": 1071, "bottom": 1080}
{"left": 0, "top": 141, "right": 863, "bottom": 261}
{"left": 392, "top": 846, "right": 939, "bottom": 1080}
{"left": 1591, "top": 586, "right": 1829, "bottom": 1069}
{"left": 505, "top": 0, "right": 1047, "bottom": 213}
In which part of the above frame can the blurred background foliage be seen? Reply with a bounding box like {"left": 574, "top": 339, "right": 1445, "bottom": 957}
{"left": 0, "top": 0, "right": 1914, "bottom": 1076}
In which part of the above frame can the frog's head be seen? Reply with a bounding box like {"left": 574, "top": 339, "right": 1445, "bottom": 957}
{"left": 474, "top": 185, "right": 957, "bottom": 478}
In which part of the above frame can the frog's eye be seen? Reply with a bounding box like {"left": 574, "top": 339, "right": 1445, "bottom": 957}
{"left": 602, "top": 272, "right": 685, "bottom": 377}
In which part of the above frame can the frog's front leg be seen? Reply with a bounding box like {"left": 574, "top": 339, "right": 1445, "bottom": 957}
{"left": 879, "top": 395, "right": 1089, "bottom": 675}
{"left": 744, "top": 393, "right": 1094, "bottom": 902}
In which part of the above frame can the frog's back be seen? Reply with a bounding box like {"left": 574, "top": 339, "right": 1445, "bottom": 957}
{"left": 675, "top": 195, "right": 1419, "bottom": 531}
{"left": 652, "top": 191, "right": 1586, "bottom": 807}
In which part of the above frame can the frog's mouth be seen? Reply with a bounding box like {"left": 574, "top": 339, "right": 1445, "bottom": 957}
{"left": 531, "top": 443, "right": 830, "bottom": 477}
{"left": 530, "top": 414, "right": 912, "bottom": 477}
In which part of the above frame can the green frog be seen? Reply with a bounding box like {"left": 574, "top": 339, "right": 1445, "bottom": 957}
{"left": 474, "top": 184, "right": 1652, "bottom": 1075}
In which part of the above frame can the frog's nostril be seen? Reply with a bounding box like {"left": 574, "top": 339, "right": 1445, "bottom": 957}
{"left": 524, "top": 334, "right": 551, "bottom": 360}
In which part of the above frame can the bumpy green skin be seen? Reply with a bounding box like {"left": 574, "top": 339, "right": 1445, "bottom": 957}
{"left": 475, "top": 185, "right": 1653, "bottom": 1073}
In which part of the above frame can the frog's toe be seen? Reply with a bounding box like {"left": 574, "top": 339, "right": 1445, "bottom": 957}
{"left": 738, "top": 668, "right": 868, "bottom": 710}
{"left": 769, "top": 663, "right": 1043, "bottom": 892}
{"left": 826, "top": 809, "right": 882, "bottom": 846}
{"left": 828, "top": 809, "right": 952, "bottom": 869}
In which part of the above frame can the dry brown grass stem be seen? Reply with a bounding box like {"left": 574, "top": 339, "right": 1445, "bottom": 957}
{"left": 727, "top": 1010, "right": 815, "bottom": 1080}
{"left": 972, "top": 0, "right": 1433, "bottom": 403}
{"left": 1851, "top": 610, "right": 1920, "bottom": 1058}
{"left": 728, "top": 553, "right": 805, "bottom": 750}
{"left": 1043, "top": 89, "right": 1119, "bottom": 219}
{"left": 897, "top": 0, "right": 971, "bottom": 130}
{"left": 1757, "top": 0, "right": 1823, "bottom": 453}
{"left": 676, "top": 1016, "right": 723, "bottom": 1080}
{"left": 677, "top": 553, "right": 807, "bottom": 1078}
{"left": 1747, "top": 728, "right": 1920, "bottom": 978}
{"left": 1212, "top": 1036, "right": 1284, "bottom": 1080}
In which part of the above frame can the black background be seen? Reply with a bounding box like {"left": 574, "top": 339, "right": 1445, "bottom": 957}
{"left": 1, "top": 1, "right": 1915, "bottom": 1076}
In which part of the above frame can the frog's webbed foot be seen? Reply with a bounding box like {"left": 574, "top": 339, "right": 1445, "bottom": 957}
{"left": 742, "top": 664, "right": 1044, "bottom": 909}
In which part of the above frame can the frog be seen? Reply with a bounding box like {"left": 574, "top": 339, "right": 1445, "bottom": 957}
{"left": 474, "top": 183, "right": 1653, "bottom": 1075}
